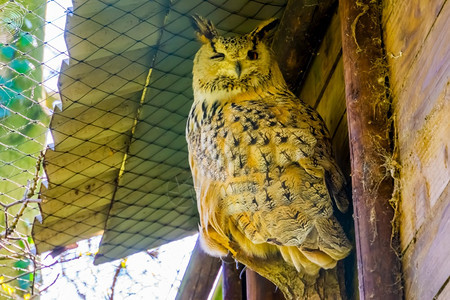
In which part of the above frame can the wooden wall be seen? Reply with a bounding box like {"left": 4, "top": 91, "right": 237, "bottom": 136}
{"left": 299, "top": 1, "right": 450, "bottom": 298}
{"left": 297, "top": 8, "right": 357, "bottom": 298}
{"left": 383, "top": 0, "right": 449, "bottom": 299}
{"left": 297, "top": 9, "right": 349, "bottom": 177}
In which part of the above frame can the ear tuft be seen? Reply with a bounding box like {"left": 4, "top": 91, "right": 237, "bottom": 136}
{"left": 250, "top": 18, "right": 280, "bottom": 41}
{"left": 191, "top": 15, "right": 218, "bottom": 43}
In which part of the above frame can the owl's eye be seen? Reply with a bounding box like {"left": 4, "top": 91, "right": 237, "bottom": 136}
{"left": 247, "top": 50, "right": 258, "bottom": 60}
{"left": 210, "top": 53, "right": 225, "bottom": 60}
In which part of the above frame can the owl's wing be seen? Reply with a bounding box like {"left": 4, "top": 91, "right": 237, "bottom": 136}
{"left": 217, "top": 99, "right": 351, "bottom": 273}
{"left": 223, "top": 161, "right": 351, "bottom": 274}
{"left": 187, "top": 97, "right": 351, "bottom": 274}
{"left": 188, "top": 149, "right": 233, "bottom": 257}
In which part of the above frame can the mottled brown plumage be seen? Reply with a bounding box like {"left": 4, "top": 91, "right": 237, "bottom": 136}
{"left": 187, "top": 16, "right": 351, "bottom": 299}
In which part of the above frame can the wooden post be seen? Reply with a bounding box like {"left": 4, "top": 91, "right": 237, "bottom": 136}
{"left": 175, "top": 237, "right": 221, "bottom": 300}
{"left": 339, "top": 0, "right": 402, "bottom": 299}
{"left": 272, "top": 0, "right": 337, "bottom": 94}
{"left": 246, "top": 269, "right": 285, "bottom": 300}
{"left": 222, "top": 256, "right": 245, "bottom": 300}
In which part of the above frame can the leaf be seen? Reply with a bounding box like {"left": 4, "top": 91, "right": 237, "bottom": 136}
{"left": 16, "top": 32, "right": 36, "bottom": 50}
{"left": 14, "top": 259, "right": 30, "bottom": 270}
{"left": 10, "top": 59, "right": 33, "bottom": 74}
{"left": 0, "top": 45, "right": 16, "bottom": 60}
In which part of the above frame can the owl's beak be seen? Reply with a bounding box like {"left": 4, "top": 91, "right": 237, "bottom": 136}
{"left": 235, "top": 61, "right": 242, "bottom": 78}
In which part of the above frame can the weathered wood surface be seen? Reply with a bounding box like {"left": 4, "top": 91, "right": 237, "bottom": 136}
{"left": 383, "top": 0, "right": 450, "bottom": 298}
{"left": 296, "top": 9, "right": 349, "bottom": 175}
{"left": 316, "top": 58, "right": 346, "bottom": 136}
{"left": 222, "top": 259, "right": 245, "bottom": 300}
{"left": 332, "top": 114, "right": 350, "bottom": 176}
{"left": 383, "top": 0, "right": 446, "bottom": 97}
{"left": 246, "top": 270, "right": 285, "bottom": 300}
{"left": 299, "top": 9, "right": 342, "bottom": 109}
{"left": 272, "top": 0, "right": 337, "bottom": 94}
{"left": 175, "top": 238, "right": 221, "bottom": 300}
{"left": 340, "top": 0, "right": 402, "bottom": 298}
{"left": 437, "top": 279, "right": 450, "bottom": 300}
{"left": 402, "top": 184, "right": 449, "bottom": 300}
{"left": 384, "top": 0, "right": 449, "bottom": 250}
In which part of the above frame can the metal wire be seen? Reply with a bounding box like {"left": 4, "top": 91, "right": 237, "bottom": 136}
{"left": 0, "top": 0, "right": 287, "bottom": 298}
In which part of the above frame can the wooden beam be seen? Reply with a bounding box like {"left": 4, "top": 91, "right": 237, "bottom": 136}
{"left": 272, "top": 0, "right": 337, "bottom": 94}
{"left": 246, "top": 269, "right": 285, "bottom": 300}
{"left": 222, "top": 256, "right": 245, "bottom": 300}
{"left": 175, "top": 237, "right": 221, "bottom": 300}
{"left": 339, "top": 0, "right": 402, "bottom": 299}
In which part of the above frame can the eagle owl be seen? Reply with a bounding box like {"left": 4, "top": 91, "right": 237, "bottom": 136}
{"left": 187, "top": 16, "right": 351, "bottom": 298}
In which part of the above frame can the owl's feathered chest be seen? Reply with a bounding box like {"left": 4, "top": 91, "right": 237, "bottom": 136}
{"left": 186, "top": 93, "right": 331, "bottom": 183}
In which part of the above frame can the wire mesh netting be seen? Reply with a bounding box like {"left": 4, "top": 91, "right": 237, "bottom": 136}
{"left": 1, "top": 0, "right": 51, "bottom": 297}
{"left": 38, "top": 234, "right": 197, "bottom": 299}
{"left": 0, "top": 0, "right": 288, "bottom": 298}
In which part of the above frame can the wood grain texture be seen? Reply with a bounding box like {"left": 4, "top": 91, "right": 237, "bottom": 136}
{"left": 175, "top": 237, "right": 221, "bottom": 300}
{"left": 316, "top": 58, "right": 346, "bottom": 136}
{"left": 222, "top": 259, "right": 245, "bottom": 300}
{"left": 299, "top": 9, "right": 342, "bottom": 108}
{"left": 331, "top": 114, "right": 350, "bottom": 177}
{"left": 246, "top": 270, "right": 285, "bottom": 300}
{"left": 382, "top": 1, "right": 450, "bottom": 297}
{"left": 272, "top": 0, "right": 337, "bottom": 94}
{"left": 382, "top": 0, "right": 446, "bottom": 96}
{"left": 340, "top": 0, "right": 402, "bottom": 298}
{"left": 402, "top": 183, "right": 449, "bottom": 300}
{"left": 384, "top": 0, "right": 450, "bottom": 251}
{"left": 436, "top": 279, "right": 450, "bottom": 300}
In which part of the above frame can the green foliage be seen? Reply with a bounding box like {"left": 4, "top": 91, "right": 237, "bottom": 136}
{"left": 0, "top": 0, "right": 49, "bottom": 298}
{"left": 14, "top": 259, "right": 32, "bottom": 290}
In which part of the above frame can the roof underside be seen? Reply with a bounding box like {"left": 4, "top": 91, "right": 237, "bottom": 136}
{"left": 32, "top": 0, "right": 336, "bottom": 264}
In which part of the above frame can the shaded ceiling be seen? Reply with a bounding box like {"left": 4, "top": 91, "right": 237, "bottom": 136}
{"left": 32, "top": 0, "right": 336, "bottom": 264}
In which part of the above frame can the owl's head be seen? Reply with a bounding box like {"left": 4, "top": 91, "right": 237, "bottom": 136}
{"left": 191, "top": 16, "right": 286, "bottom": 98}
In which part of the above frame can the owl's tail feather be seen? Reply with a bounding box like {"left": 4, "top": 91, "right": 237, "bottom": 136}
{"left": 315, "top": 216, "right": 352, "bottom": 260}
{"left": 279, "top": 245, "right": 338, "bottom": 276}
{"left": 300, "top": 247, "right": 337, "bottom": 269}
{"left": 279, "top": 246, "right": 321, "bottom": 275}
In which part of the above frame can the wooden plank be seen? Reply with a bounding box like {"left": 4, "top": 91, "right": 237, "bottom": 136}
{"left": 58, "top": 47, "right": 154, "bottom": 109}
{"left": 383, "top": 0, "right": 446, "bottom": 95}
{"left": 223, "top": 259, "right": 245, "bottom": 300}
{"left": 332, "top": 113, "right": 350, "bottom": 177}
{"left": 45, "top": 145, "right": 125, "bottom": 176}
{"left": 402, "top": 183, "right": 449, "bottom": 300}
{"left": 39, "top": 178, "right": 115, "bottom": 216}
{"left": 51, "top": 97, "right": 138, "bottom": 135}
{"left": 65, "top": 0, "right": 164, "bottom": 61}
{"left": 299, "top": 9, "right": 342, "bottom": 107}
{"left": 272, "top": 0, "right": 337, "bottom": 93}
{"left": 32, "top": 208, "right": 107, "bottom": 253}
{"left": 399, "top": 89, "right": 450, "bottom": 251}
{"left": 392, "top": 1, "right": 450, "bottom": 251}
{"left": 340, "top": 0, "right": 402, "bottom": 298}
{"left": 175, "top": 237, "right": 221, "bottom": 300}
{"left": 316, "top": 58, "right": 346, "bottom": 135}
{"left": 44, "top": 154, "right": 119, "bottom": 184}
{"left": 436, "top": 279, "right": 450, "bottom": 300}
{"left": 394, "top": 2, "right": 449, "bottom": 141}
{"left": 246, "top": 270, "right": 285, "bottom": 300}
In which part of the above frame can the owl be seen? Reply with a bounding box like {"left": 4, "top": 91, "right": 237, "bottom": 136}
{"left": 186, "top": 16, "right": 351, "bottom": 298}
